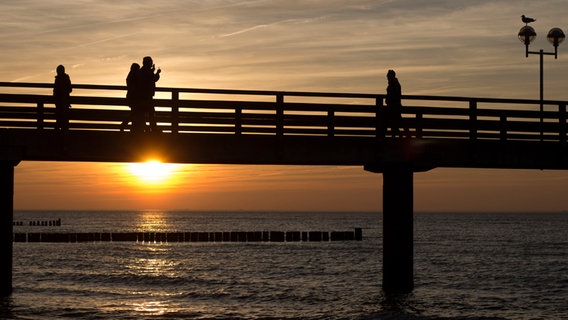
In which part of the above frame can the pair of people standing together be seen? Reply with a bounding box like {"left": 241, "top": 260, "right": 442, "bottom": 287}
{"left": 125, "top": 56, "right": 161, "bottom": 133}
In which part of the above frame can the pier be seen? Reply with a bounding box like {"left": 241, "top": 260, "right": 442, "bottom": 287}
{"left": 2, "top": 82, "right": 568, "bottom": 295}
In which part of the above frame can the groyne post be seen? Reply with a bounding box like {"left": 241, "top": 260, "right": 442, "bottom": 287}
{"left": 0, "top": 160, "right": 17, "bottom": 296}
{"left": 382, "top": 165, "right": 414, "bottom": 293}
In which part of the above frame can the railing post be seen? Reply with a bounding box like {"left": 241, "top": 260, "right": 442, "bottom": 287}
{"left": 559, "top": 103, "right": 566, "bottom": 144}
{"left": 375, "top": 97, "right": 385, "bottom": 139}
{"left": 235, "top": 106, "right": 242, "bottom": 135}
{"left": 500, "top": 116, "right": 507, "bottom": 141}
{"left": 327, "top": 109, "right": 334, "bottom": 137}
{"left": 469, "top": 99, "right": 477, "bottom": 141}
{"left": 171, "top": 90, "right": 179, "bottom": 134}
{"left": 276, "top": 94, "right": 284, "bottom": 136}
{"left": 415, "top": 113, "right": 423, "bottom": 139}
{"left": 37, "top": 102, "right": 44, "bottom": 130}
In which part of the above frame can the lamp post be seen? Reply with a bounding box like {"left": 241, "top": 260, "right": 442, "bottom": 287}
{"left": 518, "top": 24, "right": 565, "bottom": 141}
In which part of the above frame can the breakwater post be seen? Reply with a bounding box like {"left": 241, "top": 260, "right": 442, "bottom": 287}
{"left": 0, "top": 160, "right": 17, "bottom": 297}
{"left": 12, "top": 219, "right": 61, "bottom": 226}
{"left": 12, "top": 228, "right": 363, "bottom": 243}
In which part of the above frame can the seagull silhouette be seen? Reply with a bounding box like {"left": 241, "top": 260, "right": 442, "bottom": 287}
{"left": 521, "top": 15, "right": 536, "bottom": 25}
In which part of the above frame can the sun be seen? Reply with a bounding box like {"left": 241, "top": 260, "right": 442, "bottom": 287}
{"left": 127, "top": 160, "right": 180, "bottom": 184}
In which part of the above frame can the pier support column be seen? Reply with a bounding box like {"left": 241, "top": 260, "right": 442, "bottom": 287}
{"left": 0, "top": 161, "right": 16, "bottom": 296}
{"left": 382, "top": 165, "right": 414, "bottom": 293}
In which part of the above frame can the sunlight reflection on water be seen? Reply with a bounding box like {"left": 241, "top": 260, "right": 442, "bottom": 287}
{"left": 132, "top": 300, "right": 168, "bottom": 316}
{"left": 136, "top": 210, "right": 172, "bottom": 233}
{"left": 127, "top": 246, "right": 179, "bottom": 279}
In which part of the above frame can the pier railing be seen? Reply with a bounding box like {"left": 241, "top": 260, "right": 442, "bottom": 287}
{"left": 0, "top": 82, "right": 566, "bottom": 143}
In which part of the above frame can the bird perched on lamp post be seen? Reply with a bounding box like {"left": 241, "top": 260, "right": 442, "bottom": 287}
{"left": 522, "top": 15, "right": 536, "bottom": 25}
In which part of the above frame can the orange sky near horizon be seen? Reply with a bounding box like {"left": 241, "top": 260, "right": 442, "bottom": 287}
{"left": 4, "top": 0, "right": 568, "bottom": 212}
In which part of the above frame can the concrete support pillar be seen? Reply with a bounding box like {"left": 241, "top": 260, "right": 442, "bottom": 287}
{"left": 0, "top": 161, "right": 15, "bottom": 296}
{"left": 382, "top": 165, "right": 414, "bottom": 293}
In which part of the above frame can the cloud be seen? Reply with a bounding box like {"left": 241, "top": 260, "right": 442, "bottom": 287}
{"left": 220, "top": 23, "right": 273, "bottom": 38}
{"left": 3, "top": 0, "right": 565, "bottom": 94}
{"left": 5, "top": 0, "right": 568, "bottom": 211}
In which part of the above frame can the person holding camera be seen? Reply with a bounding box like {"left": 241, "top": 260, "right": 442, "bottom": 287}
{"left": 138, "top": 56, "right": 161, "bottom": 133}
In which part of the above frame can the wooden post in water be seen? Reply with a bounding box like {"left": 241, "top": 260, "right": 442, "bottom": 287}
{"left": 0, "top": 161, "right": 17, "bottom": 296}
{"left": 382, "top": 165, "right": 414, "bottom": 293}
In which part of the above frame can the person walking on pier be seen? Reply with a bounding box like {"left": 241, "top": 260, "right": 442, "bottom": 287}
{"left": 121, "top": 63, "right": 144, "bottom": 133}
{"left": 53, "top": 65, "right": 72, "bottom": 131}
{"left": 138, "top": 56, "right": 161, "bottom": 133}
{"left": 385, "top": 69, "right": 407, "bottom": 138}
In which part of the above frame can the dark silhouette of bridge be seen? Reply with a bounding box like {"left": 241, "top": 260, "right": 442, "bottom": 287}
{"left": 1, "top": 81, "right": 567, "bottom": 296}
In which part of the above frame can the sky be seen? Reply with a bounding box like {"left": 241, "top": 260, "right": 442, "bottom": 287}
{"left": 2, "top": 0, "right": 568, "bottom": 212}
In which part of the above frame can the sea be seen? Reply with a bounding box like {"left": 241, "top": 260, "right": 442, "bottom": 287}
{"left": 1, "top": 211, "right": 566, "bottom": 320}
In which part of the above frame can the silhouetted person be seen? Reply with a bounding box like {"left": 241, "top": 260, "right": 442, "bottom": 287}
{"left": 53, "top": 65, "right": 72, "bottom": 131}
{"left": 385, "top": 69, "right": 407, "bottom": 138}
{"left": 138, "top": 56, "right": 161, "bottom": 132}
{"left": 121, "top": 63, "right": 143, "bottom": 132}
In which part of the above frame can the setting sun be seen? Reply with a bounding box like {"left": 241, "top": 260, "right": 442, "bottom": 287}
{"left": 127, "top": 160, "right": 180, "bottom": 184}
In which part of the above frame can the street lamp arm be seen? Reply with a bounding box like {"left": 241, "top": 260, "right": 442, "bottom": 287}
{"left": 527, "top": 50, "right": 557, "bottom": 56}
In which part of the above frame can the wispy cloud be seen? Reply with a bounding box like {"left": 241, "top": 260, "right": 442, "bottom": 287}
{"left": 220, "top": 23, "right": 272, "bottom": 38}
{"left": 219, "top": 15, "right": 330, "bottom": 38}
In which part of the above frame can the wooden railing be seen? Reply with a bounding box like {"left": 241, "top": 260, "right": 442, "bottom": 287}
{"left": 0, "top": 82, "right": 566, "bottom": 143}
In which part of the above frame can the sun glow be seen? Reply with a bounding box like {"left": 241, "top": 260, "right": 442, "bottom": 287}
{"left": 128, "top": 160, "right": 180, "bottom": 184}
